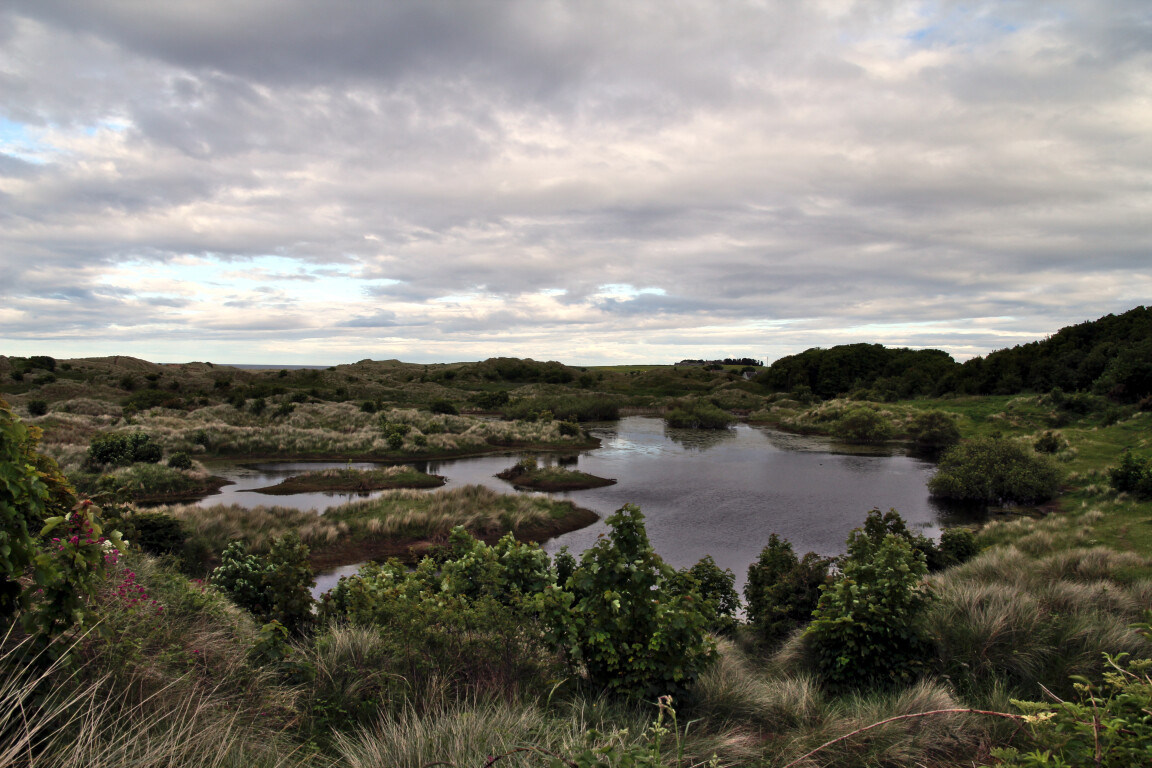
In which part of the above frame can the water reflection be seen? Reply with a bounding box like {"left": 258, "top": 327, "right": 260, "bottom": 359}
{"left": 188, "top": 417, "right": 982, "bottom": 597}
{"left": 662, "top": 425, "right": 738, "bottom": 452}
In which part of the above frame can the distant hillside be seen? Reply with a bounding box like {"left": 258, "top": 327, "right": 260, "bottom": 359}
{"left": 756, "top": 306, "right": 1152, "bottom": 402}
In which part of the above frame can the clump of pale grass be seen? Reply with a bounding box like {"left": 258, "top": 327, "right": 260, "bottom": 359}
{"left": 165, "top": 502, "right": 347, "bottom": 553}
{"left": 766, "top": 679, "right": 980, "bottom": 768}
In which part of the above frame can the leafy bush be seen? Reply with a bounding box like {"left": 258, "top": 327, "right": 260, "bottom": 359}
{"left": 167, "top": 451, "right": 193, "bottom": 470}
{"left": 429, "top": 399, "right": 459, "bottom": 415}
{"left": 907, "top": 410, "right": 960, "bottom": 452}
{"left": 1033, "top": 430, "right": 1067, "bottom": 454}
{"left": 545, "top": 504, "right": 716, "bottom": 701}
{"left": 832, "top": 406, "right": 894, "bottom": 443}
{"left": 806, "top": 521, "right": 933, "bottom": 692}
{"left": 210, "top": 533, "right": 314, "bottom": 635}
{"left": 938, "top": 527, "right": 979, "bottom": 567}
{"left": 664, "top": 401, "right": 734, "bottom": 429}
{"left": 1108, "top": 451, "right": 1152, "bottom": 498}
{"left": 991, "top": 651, "right": 1152, "bottom": 767}
{"left": 472, "top": 390, "right": 510, "bottom": 409}
{"left": 86, "top": 431, "right": 164, "bottom": 467}
{"left": 679, "top": 555, "right": 741, "bottom": 636}
{"left": 558, "top": 420, "right": 582, "bottom": 437}
{"left": 26, "top": 400, "right": 47, "bottom": 417}
{"left": 928, "top": 438, "right": 1063, "bottom": 504}
{"left": 743, "top": 534, "right": 830, "bottom": 644}
{"left": 2, "top": 400, "right": 127, "bottom": 641}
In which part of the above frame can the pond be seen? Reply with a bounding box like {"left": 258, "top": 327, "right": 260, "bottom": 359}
{"left": 197, "top": 417, "right": 979, "bottom": 596}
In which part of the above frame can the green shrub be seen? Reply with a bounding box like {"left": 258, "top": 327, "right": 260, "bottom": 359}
{"left": 167, "top": 451, "right": 193, "bottom": 470}
{"left": 907, "top": 410, "right": 960, "bottom": 452}
{"left": 939, "top": 527, "right": 979, "bottom": 567}
{"left": 744, "top": 534, "right": 830, "bottom": 644}
{"left": 429, "top": 399, "right": 459, "bottom": 415}
{"left": 546, "top": 504, "right": 716, "bottom": 701}
{"left": 1033, "top": 430, "right": 1067, "bottom": 454}
{"left": 558, "top": 420, "right": 582, "bottom": 437}
{"left": 991, "top": 651, "right": 1152, "bottom": 767}
{"left": 86, "top": 431, "right": 163, "bottom": 467}
{"left": 832, "top": 406, "right": 895, "bottom": 443}
{"left": 664, "top": 401, "right": 734, "bottom": 429}
{"left": 125, "top": 511, "right": 187, "bottom": 557}
{"left": 26, "top": 400, "right": 47, "bottom": 417}
{"left": 680, "top": 555, "right": 741, "bottom": 636}
{"left": 928, "top": 438, "right": 1063, "bottom": 504}
{"left": 473, "top": 390, "right": 510, "bottom": 409}
{"left": 1108, "top": 450, "right": 1152, "bottom": 498}
{"left": 211, "top": 533, "right": 314, "bottom": 635}
{"left": 806, "top": 523, "right": 933, "bottom": 692}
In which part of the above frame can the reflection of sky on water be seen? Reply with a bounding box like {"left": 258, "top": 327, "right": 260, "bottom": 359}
{"left": 191, "top": 417, "right": 977, "bottom": 598}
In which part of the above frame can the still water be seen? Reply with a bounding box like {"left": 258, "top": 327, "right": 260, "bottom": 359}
{"left": 199, "top": 417, "right": 976, "bottom": 595}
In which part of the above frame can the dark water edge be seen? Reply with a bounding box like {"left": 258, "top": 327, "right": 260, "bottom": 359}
{"left": 191, "top": 417, "right": 983, "bottom": 596}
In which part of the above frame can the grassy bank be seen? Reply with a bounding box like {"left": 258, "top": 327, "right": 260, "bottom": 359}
{"left": 248, "top": 465, "right": 445, "bottom": 494}
{"left": 496, "top": 461, "right": 617, "bottom": 491}
{"left": 163, "top": 484, "right": 598, "bottom": 573}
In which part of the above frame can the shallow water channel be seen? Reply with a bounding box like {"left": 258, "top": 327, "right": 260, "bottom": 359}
{"left": 197, "top": 417, "right": 980, "bottom": 596}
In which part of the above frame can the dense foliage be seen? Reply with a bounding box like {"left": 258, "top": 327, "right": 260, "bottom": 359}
{"left": 0, "top": 398, "right": 125, "bottom": 640}
{"left": 548, "top": 504, "right": 717, "bottom": 701}
{"left": 1109, "top": 450, "right": 1152, "bottom": 498}
{"left": 929, "top": 438, "right": 1063, "bottom": 504}
{"left": 755, "top": 306, "right": 1152, "bottom": 402}
{"left": 86, "top": 431, "right": 164, "bottom": 467}
{"left": 991, "top": 650, "right": 1152, "bottom": 767}
{"left": 664, "top": 400, "right": 735, "bottom": 429}
{"left": 806, "top": 519, "right": 933, "bottom": 691}
{"left": 211, "top": 533, "right": 315, "bottom": 635}
{"left": 743, "top": 534, "right": 831, "bottom": 644}
{"left": 756, "top": 344, "right": 958, "bottom": 400}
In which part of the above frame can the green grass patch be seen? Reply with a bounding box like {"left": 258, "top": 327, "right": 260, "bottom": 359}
{"left": 248, "top": 465, "right": 445, "bottom": 495}
{"left": 496, "top": 462, "right": 616, "bottom": 491}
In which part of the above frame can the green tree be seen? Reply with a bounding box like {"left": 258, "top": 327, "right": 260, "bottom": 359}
{"left": 547, "top": 504, "right": 716, "bottom": 701}
{"left": 744, "top": 534, "right": 830, "bottom": 644}
{"left": 806, "top": 522, "right": 932, "bottom": 692}
{"left": 929, "top": 438, "right": 1063, "bottom": 504}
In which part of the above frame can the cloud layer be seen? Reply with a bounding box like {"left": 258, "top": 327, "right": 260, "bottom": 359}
{"left": 2, "top": 1, "right": 1149, "bottom": 364}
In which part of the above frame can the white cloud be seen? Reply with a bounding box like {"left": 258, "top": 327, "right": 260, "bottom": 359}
{"left": 1, "top": 0, "right": 1149, "bottom": 364}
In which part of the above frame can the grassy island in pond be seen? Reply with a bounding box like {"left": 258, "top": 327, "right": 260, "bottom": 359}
{"left": 248, "top": 465, "right": 445, "bottom": 495}
{"left": 165, "top": 484, "right": 598, "bottom": 571}
{"left": 496, "top": 459, "right": 616, "bottom": 491}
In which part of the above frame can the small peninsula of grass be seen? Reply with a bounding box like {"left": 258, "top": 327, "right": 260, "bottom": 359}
{"left": 248, "top": 465, "right": 445, "bottom": 495}
{"left": 166, "top": 484, "right": 598, "bottom": 572}
{"left": 496, "top": 461, "right": 617, "bottom": 491}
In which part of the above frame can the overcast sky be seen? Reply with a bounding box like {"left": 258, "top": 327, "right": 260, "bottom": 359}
{"left": 1, "top": 1, "right": 1149, "bottom": 366}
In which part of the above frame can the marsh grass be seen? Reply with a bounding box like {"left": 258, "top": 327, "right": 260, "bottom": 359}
{"left": 0, "top": 551, "right": 319, "bottom": 768}
{"left": 165, "top": 484, "right": 584, "bottom": 562}
{"left": 251, "top": 465, "right": 443, "bottom": 494}
{"left": 926, "top": 542, "right": 1152, "bottom": 702}
{"left": 167, "top": 502, "right": 349, "bottom": 555}
{"left": 326, "top": 484, "right": 583, "bottom": 541}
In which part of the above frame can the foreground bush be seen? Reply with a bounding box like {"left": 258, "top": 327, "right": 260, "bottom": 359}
{"left": 548, "top": 504, "right": 717, "bottom": 701}
{"left": 211, "top": 533, "right": 315, "bottom": 635}
{"left": 929, "top": 437, "right": 1063, "bottom": 504}
{"left": 744, "top": 534, "right": 830, "bottom": 645}
{"left": 1108, "top": 450, "right": 1152, "bottom": 498}
{"left": 806, "top": 523, "right": 933, "bottom": 692}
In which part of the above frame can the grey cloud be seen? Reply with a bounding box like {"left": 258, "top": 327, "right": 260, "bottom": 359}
{"left": 1, "top": 1, "right": 1150, "bottom": 364}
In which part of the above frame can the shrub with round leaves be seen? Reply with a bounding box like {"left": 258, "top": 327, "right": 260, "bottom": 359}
{"left": 806, "top": 524, "right": 932, "bottom": 692}
{"left": 544, "top": 504, "right": 716, "bottom": 701}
